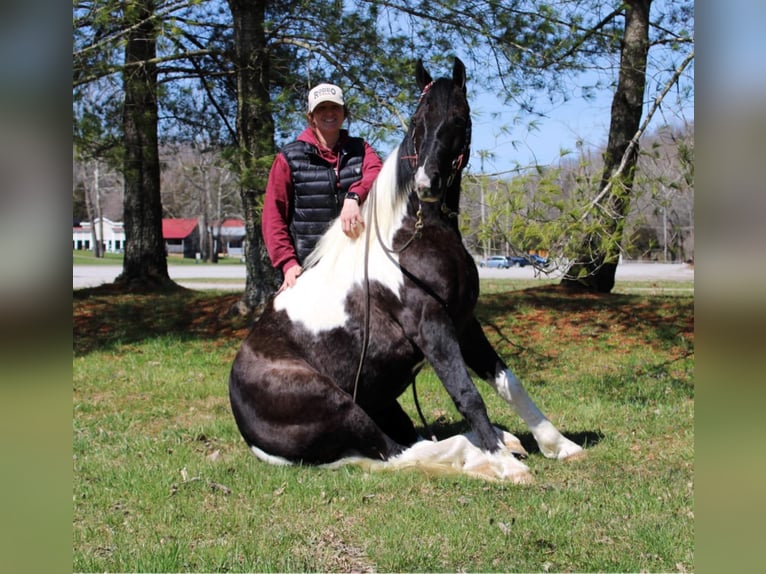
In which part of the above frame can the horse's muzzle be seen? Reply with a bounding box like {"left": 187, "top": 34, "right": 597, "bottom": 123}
{"left": 414, "top": 166, "right": 442, "bottom": 202}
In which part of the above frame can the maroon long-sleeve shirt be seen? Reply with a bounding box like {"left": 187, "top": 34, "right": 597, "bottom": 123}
{"left": 262, "top": 127, "right": 383, "bottom": 275}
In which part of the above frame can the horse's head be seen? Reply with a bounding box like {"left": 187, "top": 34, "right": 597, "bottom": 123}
{"left": 402, "top": 58, "right": 472, "bottom": 204}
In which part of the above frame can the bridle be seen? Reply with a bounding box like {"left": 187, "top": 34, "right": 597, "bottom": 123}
{"left": 400, "top": 84, "right": 471, "bottom": 197}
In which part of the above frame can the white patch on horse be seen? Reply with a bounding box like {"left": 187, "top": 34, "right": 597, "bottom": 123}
{"left": 414, "top": 165, "right": 430, "bottom": 191}
{"left": 274, "top": 148, "right": 409, "bottom": 335}
{"left": 250, "top": 445, "right": 294, "bottom": 466}
{"left": 489, "top": 368, "right": 584, "bottom": 460}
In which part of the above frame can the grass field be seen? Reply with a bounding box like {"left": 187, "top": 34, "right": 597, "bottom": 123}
{"left": 73, "top": 281, "right": 693, "bottom": 572}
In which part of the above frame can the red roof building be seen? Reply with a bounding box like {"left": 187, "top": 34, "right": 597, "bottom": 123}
{"left": 162, "top": 218, "right": 199, "bottom": 239}
{"left": 73, "top": 217, "right": 241, "bottom": 259}
{"left": 162, "top": 218, "right": 200, "bottom": 258}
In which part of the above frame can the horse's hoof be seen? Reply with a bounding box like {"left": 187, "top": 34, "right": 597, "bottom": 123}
{"left": 497, "top": 429, "right": 528, "bottom": 459}
{"left": 561, "top": 448, "right": 587, "bottom": 462}
{"left": 555, "top": 440, "right": 585, "bottom": 461}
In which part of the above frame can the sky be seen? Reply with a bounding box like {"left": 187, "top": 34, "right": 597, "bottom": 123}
{"left": 372, "top": 60, "right": 692, "bottom": 177}
{"left": 374, "top": 54, "right": 692, "bottom": 177}
{"left": 445, "top": 0, "right": 699, "bottom": 176}
{"left": 369, "top": 73, "right": 621, "bottom": 176}
{"left": 468, "top": 86, "right": 616, "bottom": 174}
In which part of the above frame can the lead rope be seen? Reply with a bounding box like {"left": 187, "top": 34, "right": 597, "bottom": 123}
{"left": 351, "top": 186, "right": 421, "bottom": 398}
{"left": 350, "top": 187, "right": 435, "bottom": 440}
{"left": 351, "top": 205, "right": 371, "bottom": 403}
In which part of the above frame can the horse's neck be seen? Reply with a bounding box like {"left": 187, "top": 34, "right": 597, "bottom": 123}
{"left": 443, "top": 178, "right": 462, "bottom": 217}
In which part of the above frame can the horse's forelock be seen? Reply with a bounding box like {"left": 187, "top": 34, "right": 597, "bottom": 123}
{"left": 418, "top": 77, "right": 468, "bottom": 113}
{"left": 408, "top": 77, "right": 470, "bottom": 159}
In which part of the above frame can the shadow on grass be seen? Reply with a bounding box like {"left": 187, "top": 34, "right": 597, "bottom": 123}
{"left": 73, "top": 283, "right": 692, "bottom": 363}
{"left": 476, "top": 284, "right": 694, "bottom": 354}
{"left": 73, "top": 284, "right": 252, "bottom": 356}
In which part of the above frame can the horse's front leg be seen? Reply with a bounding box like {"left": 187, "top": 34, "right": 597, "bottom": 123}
{"left": 460, "top": 318, "right": 583, "bottom": 460}
{"left": 413, "top": 316, "right": 501, "bottom": 453}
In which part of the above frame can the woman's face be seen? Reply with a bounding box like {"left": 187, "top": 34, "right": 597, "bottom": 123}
{"left": 310, "top": 102, "right": 345, "bottom": 134}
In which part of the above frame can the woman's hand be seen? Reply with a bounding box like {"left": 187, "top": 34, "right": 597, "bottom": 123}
{"left": 278, "top": 264, "right": 303, "bottom": 292}
{"left": 340, "top": 198, "right": 365, "bottom": 239}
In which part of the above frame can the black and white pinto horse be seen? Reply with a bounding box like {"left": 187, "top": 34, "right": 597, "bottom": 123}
{"left": 229, "top": 58, "right": 583, "bottom": 483}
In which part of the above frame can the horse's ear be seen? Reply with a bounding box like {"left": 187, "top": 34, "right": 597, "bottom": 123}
{"left": 452, "top": 57, "right": 467, "bottom": 92}
{"left": 416, "top": 59, "right": 432, "bottom": 91}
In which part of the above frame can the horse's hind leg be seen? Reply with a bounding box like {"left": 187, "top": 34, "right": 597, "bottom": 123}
{"left": 460, "top": 319, "right": 583, "bottom": 460}
{"left": 229, "top": 358, "right": 405, "bottom": 464}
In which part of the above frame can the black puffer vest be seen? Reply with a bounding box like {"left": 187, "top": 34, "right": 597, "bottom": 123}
{"left": 281, "top": 137, "right": 365, "bottom": 262}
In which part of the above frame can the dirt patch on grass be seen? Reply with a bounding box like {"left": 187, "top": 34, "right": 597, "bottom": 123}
{"left": 73, "top": 285, "right": 693, "bottom": 370}
{"left": 476, "top": 285, "right": 693, "bottom": 363}
{"left": 297, "top": 528, "right": 377, "bottom": 573}
{"left": 73, "top": 291, "right": 251, "bottom": 356}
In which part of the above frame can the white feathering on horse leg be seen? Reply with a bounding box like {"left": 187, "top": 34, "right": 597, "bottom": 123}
{"left": 250, "top": 445, "right": 295, "bottom": 466}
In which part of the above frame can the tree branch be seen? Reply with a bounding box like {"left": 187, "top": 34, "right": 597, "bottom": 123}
{"left": 580, "top": 48, "right": 694, "bottom": 222}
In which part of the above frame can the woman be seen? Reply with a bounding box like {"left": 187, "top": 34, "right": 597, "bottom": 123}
{"left": 262, "top": 83, "right": 383, "bottom": 291}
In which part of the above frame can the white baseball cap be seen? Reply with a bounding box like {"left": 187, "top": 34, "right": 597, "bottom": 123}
{"left": 308, "top": 83, "right": 345, "bottom": 113}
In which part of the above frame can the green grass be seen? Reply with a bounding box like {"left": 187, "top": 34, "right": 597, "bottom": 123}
{"left": 73, "top": 251, "right": 125, "bottom": 265}
{"left": 73, "top": 283, "right": 693, "bottom": 572}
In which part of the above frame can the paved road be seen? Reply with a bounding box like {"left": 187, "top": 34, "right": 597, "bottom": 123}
{"left": 73, "top": 262, "right": 694, "bottom": 290}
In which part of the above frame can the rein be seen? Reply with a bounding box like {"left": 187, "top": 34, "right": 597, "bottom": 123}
{"left": 352, "top": 188, "right": 437, "bottom": 439}
{"left": 351, "top": 191, "right": 424, "bottom": 403}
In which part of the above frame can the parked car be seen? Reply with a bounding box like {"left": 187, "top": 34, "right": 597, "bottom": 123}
{"left": 508, "top": 254, "right": 550, "bottom": 267}
{"left": 479, "top": 255, "right": 511, "bottom": 269}
{"left": 527, "top": 254, "right": 550, "bottom": 267}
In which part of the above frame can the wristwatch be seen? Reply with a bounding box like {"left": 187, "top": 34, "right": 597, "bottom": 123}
{"left": 345, "top": 192, "right": 360, "bottom": 203}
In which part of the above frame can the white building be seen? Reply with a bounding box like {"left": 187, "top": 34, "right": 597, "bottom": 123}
{"left": 73, "top": 218, "right": 125, "bottom": 253}
{"left": 216, "top": 218, "right": 246, "bottom": 256}
{"left": 73, "top": 217, "right": 247, "bottom": 257}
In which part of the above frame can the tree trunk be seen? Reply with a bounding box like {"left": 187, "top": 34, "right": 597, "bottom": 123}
{"left": 562, "top": 0, "right": 652, "bottom": 292}
{"left": 84, "top": 161, "right": 101, "bottom": 257}
{"left": 116, "top": 0, "right": 175, "bottom": 291}
{"left": 227, "top": 0, "right": 280, "bottom": 315}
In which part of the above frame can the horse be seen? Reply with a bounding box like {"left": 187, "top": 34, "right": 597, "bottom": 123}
{"left": 229, "top": 58, "right": 583, "bottom": 483}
